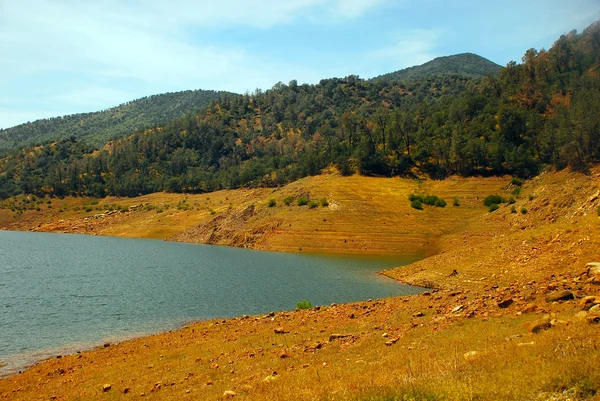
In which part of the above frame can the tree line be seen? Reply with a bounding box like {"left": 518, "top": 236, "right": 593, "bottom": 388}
{"left": 1, "top": 21, "right": 599, "bottom": 199}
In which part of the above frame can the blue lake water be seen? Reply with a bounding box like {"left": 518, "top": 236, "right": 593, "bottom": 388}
{"left": 0, "top": 230, "right": 420, "bottom": 376}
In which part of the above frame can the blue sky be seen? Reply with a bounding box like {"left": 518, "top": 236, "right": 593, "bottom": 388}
{"left": 1, "top": 0, "right": 598, "bottom": 129}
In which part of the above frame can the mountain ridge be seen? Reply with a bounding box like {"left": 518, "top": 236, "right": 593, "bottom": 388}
{"left": 371, "top": 52, "right": 502, "bottom": 82}
{"left": 0, "top": 89, "right": 234, "bottom": 152}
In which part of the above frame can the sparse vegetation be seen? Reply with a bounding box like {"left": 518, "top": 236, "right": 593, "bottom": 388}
{"left": 297, "top": 196, "right": 309, "bottom": 206}
{"left": 511, "top": 177, "right": 523, "bottom": 186}
{"left": 308, "top": 201, "right": 319, "bottom": 209}
{"left": 483, "top": 195, "right": 505, "bottom": 207}
{"left": 453, "top": 197, "right": 460, "bottom": 207}
{"left": 410, "top": 199, "right": 423, "bottom": 210}
{"left": 521, "top": 207, "right": 528, "bottom": 214}
{"left": 296, "top": 299, "right": 312, "bottom": 310}
{"left": 268, "top": 199, "right": 276, "bottom": 208}
{"left": 409, "top": 194, "right": 446, "bottom": 208}
{"left": 283, "top": 196, "right": 294, "bottom": 206}
{"left": 488, "top": 203, "right": 500, "bottom": 212}
{"left": 320, "top": 198, "right": 329, "bottom": 207}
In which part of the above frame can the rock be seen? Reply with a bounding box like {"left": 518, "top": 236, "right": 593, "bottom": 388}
{"left": 586, "top": 262, "right": 600, "bottom": 281}
{"left": 575, "top": 311, "right": 589, "bottom": 320}
{"left": 497, "top": 298, "right": 514, "bottom": 308}
{"left": 384, "top": 338, "right": 399, "bottom": 346}
{"left": 223, "top": 390, "right": 237, "bottom": 398}
{"left": 588, "top": 315, "right": 600, "bottom": 324}
{"left": 463, "top": 351, "right": 479, "bottom": 362}
{"left": 381, "top": 332, "right": 388, "bottom": 338}
{"left": 545, "top": 290, "right": 574, "bottom": 303}
{"left": 413, "top": 311, "right": 425, "bottom": 317}
{"left": 528, "top": 318, "right": 552, "bottom": 333}
{"left": 589, "top": 304, "right": 600, "bottom": 314}
{"left": 329, "top": 333, "right": 352, "bottom": 341}
{"left": 274, "top": 327, "right": 287, "bottom": 334}
{"left": 103, "top": 342, "right": 111, "bottom": 348}
{"left": 520, "top": 304, "right": 537, "bottom": 314}
{"left": 580, "top": 296, "right": 600, "bottom": 310}
{"left": 451, "top": 305, "right": 464, "bottom": 313}
{"left": 263, "top": 374, "right": 278, "bottom": 383}
{"left": 123, "top": 387, "right": 130, "bottom": 394}
{"left": 279, "top": 352, "right": 289, "bottom": 359}
{"left": 102, "top": 384, "right": 112, "bottom": 392}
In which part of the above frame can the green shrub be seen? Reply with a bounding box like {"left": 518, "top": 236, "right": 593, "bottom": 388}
{"left": 484, "top": 195, "right": 504, "bottom": 207}
{"left": 320, "top": 198, "right": 329, "bottom": 207}
{"left": 488, "top": 203, "right": 500, "bottom": 212}
{"left": 268, "top": 199, "right": 276, "bottom": 208}
{"left": 408, "top": 193, "right": 422, "bottom": 202}
{"left": 422, "top": 195, "right": 438, "bottom": 206}
{"left": 411, "top": 194, "right": 446, "bottom": 208}
{"left": 453, "top": 197, "right": 460, "bottom": 207}
{"left": 511, "top": 177, "right": 523, "bottom": 186}
{"left": 521, "top": 207, "right": 528, "bottom": 214}
{"left": 512, "top": 187, "right": 522, "bottom": 196}
{"left": 90, "top": 200, "right": 99, "bottom": 205}
{"left": 283, "top": 196, "right": 294, "bottom": 206}
{"left": 209, "top": 208, "right": 216, "bottom": 215}
{"left": 85, "top": 206, "right": 93, "bottom": 213}
{"left": 511, "top": 205, "right": 517, "bottom": 213}
{"left": 297, "top": 196, "right": 309, "bottom": 206}
{"left": 410, "top": 199, "right": 423, "bottom": 210}
{"left": 529, "top": 194, "right": 535, "bottom": 201}
{"left": 296, "top": 299, "right": 312, "bottom": 310}
{"left": 508, "top": 197, "right": 516, "bottom": 204}
{"left": 308, "top": 201, "right": 319, "bottom": 209}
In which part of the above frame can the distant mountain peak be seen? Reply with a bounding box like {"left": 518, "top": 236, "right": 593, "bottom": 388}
{"left": 371, "top": 53, "right": 501, "bottom": 82}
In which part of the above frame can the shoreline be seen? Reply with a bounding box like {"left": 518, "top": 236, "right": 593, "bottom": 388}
{"left": 2, "top": 169, "right": 599, "bottom": 400}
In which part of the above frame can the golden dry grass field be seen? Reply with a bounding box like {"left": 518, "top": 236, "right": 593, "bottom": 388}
{"left": 1, "top": 167, "right": 600, "bottom": 400}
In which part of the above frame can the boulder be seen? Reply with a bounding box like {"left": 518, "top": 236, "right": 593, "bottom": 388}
{"left": 545, "top": 290, "right": 574, "bottom": 303}
{"left": 102, "top": 384, "right": 112, "bottom": 392}
{"left": 223, "top": 390, "right": 237, "bottom": 398}
{"left": 520, "top": 304, "right": 538, "bottom": 314}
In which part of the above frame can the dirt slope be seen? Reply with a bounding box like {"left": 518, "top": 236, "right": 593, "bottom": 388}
{"left": 1, "top": 168, "right": 600, "bottom": 400}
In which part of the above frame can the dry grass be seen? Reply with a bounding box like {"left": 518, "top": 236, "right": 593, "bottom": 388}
{"left": 1, "top": 167, "right": 600, "bottom": 400}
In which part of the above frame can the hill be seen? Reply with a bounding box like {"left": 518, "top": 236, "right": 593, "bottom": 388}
{"left": 1, "top": 167, "right": 599, "bottom": 400}
{"left": 0, "top": 22, "right": 599, "bottom": 203}
{"left": 371, "top": 53, "right": 502, "bottom": 82}
{"left": 0, "top": 89, "right": 233, "bottom": 152}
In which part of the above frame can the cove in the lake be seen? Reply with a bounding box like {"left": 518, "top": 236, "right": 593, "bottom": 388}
{"left": 0, "top": 230, "right": 421, "bottom": 376}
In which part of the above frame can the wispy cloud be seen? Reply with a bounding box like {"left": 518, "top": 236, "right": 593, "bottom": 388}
{"left": 370, "top": 29, "right": 440, "bottom": 69}
{"left": 0, "top": 0, "right": 385, "bottom": 127}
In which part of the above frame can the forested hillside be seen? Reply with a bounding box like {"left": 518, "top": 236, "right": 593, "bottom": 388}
{"left": 0, "top": 89, "right": 231, "bottom": 151}
{"left": 371, "top": 53, "right": 502, "bottom": 82}
{"left": 0, "top": 22, "right": 598, "bottom": 199}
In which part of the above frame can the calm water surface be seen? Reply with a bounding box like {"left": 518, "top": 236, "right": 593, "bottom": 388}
{"left": 0, "top": 230, "right": 420, "bottom": 376}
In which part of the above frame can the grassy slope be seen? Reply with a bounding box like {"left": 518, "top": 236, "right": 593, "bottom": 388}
{"left": 1, "top": 168, "right": 600, "bottom": 400}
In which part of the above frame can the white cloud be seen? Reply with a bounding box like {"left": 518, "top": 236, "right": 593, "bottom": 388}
{"left": 370, "top": 29, "right": 440, "bottom": 69}
{"left": 0, "top": 0, "right": 386, "bottom": 127}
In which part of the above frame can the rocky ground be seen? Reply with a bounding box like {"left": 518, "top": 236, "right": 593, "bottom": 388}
{"left": 1, "top": 167, "right": 599, "bottom": 400}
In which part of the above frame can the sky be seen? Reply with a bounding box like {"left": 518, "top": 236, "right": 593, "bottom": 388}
{"left": 0, "top": 0, "right": 599, "bottom": 129}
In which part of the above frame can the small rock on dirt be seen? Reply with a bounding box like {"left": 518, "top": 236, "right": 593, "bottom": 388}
{"left": 528, "top": 318, "right": 552, "bottom": 333}
{"left": 545, "top": 290, "right": 574, "bottom": 303}
{"left": 102, "top": 384, "right": 112, "bottom": 392}
{"left": 497, "top": 298, "right": 514, "bottom": 308}
{"left": 223, "top": 390, "right": 237, "bottom": 398}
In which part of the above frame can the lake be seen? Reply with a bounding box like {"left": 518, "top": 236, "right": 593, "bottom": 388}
{"left": 0, "top": 230, "right": 420, "bottom": 377}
